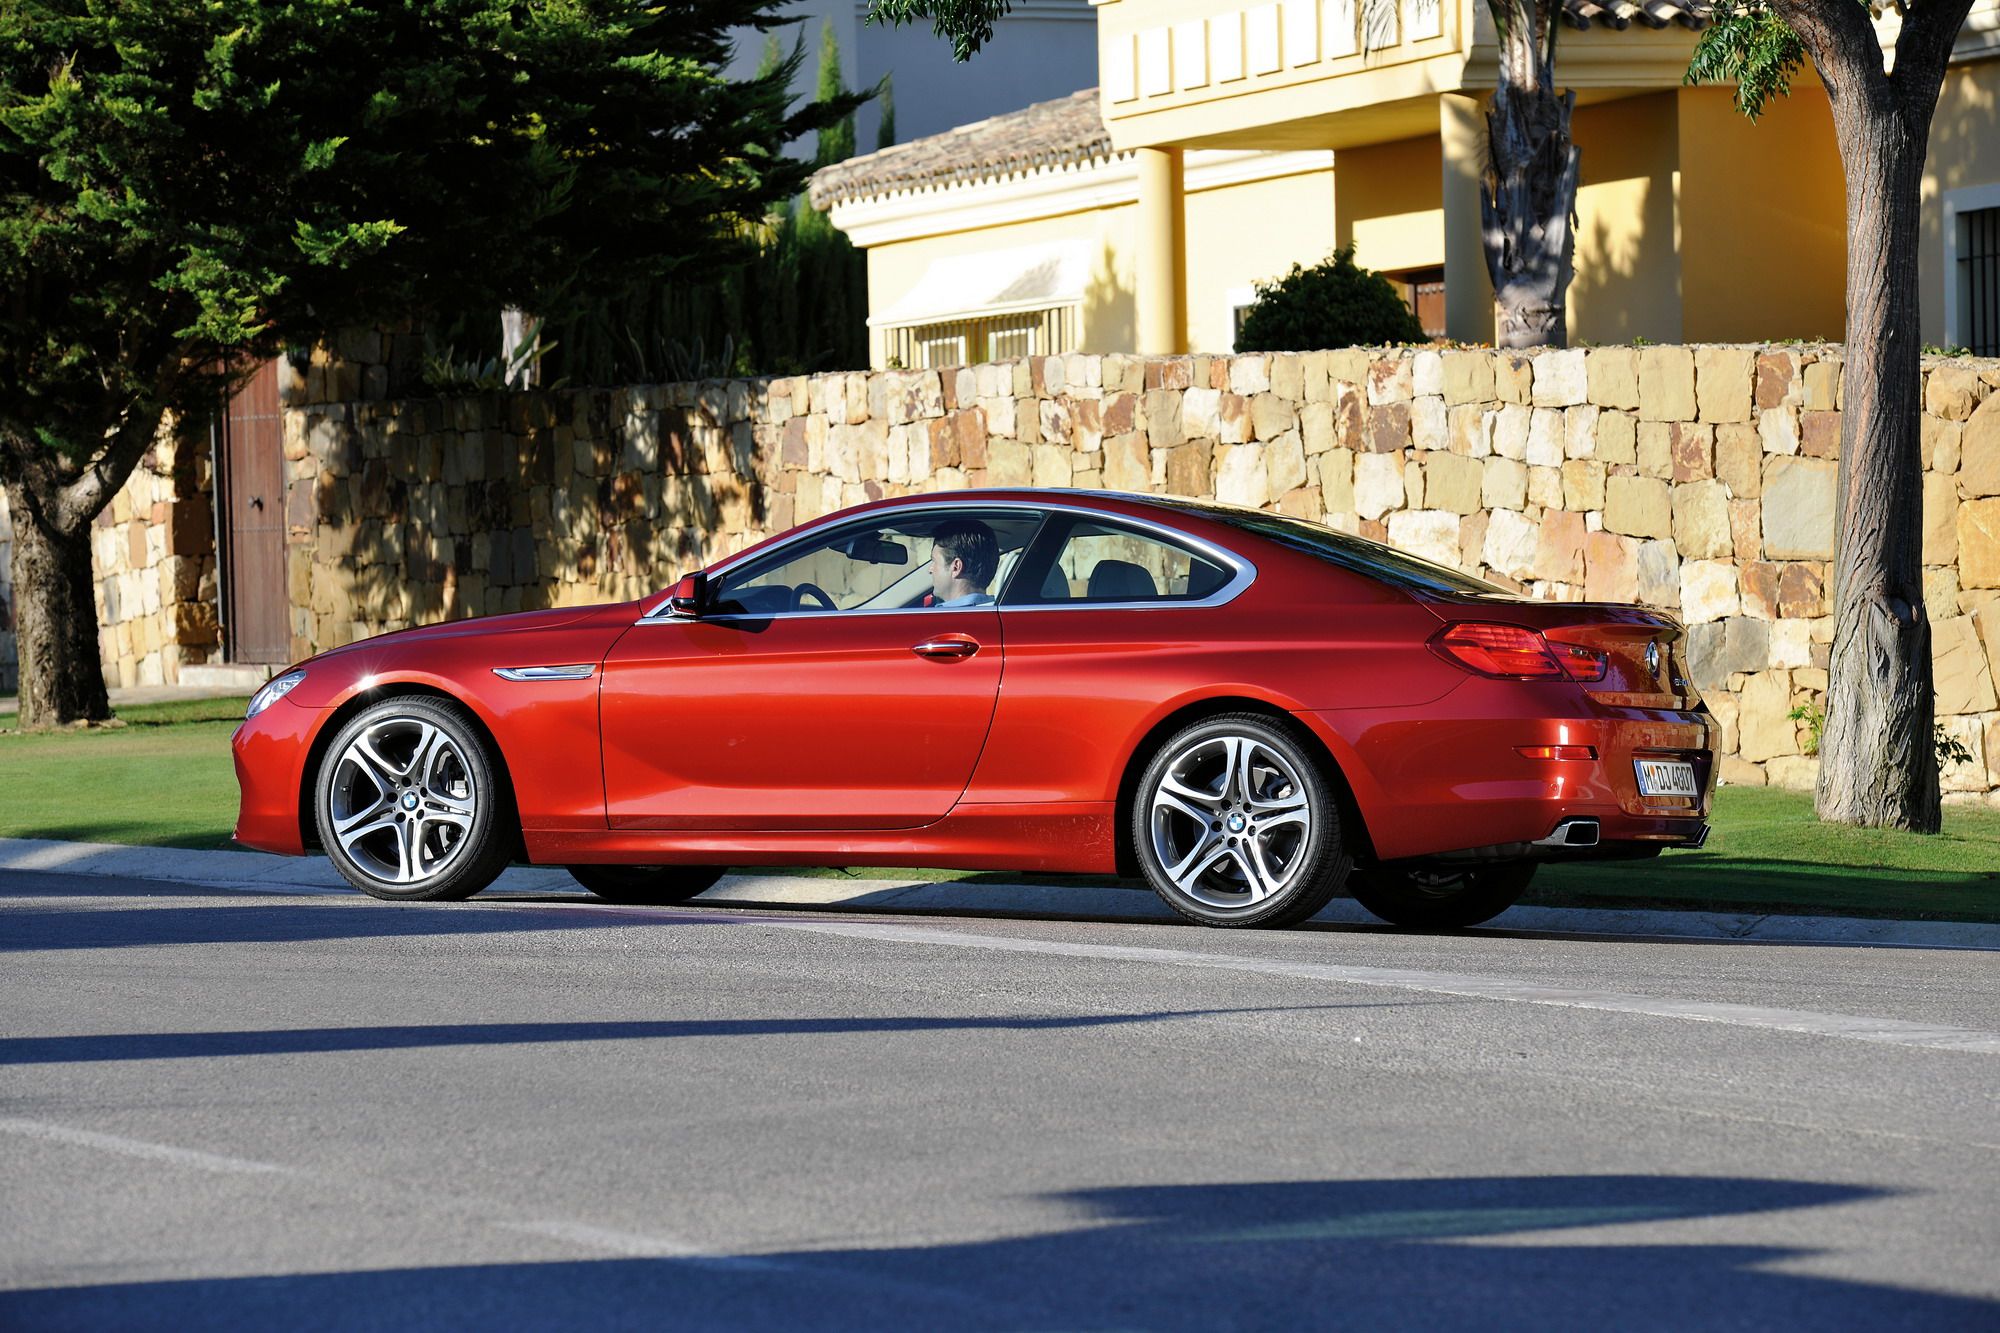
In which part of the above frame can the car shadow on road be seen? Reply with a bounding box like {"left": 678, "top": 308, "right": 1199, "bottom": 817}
{"left": 0, "top": 1003, "right": 1428, "bottom": 1065}
{"left": 2, "top": 1173, "right": 1986, "bottom": 1330}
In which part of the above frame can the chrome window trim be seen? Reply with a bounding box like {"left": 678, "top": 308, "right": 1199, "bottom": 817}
{"left": 634, "top": 498, "right": 1257, "bottom": 625}
{"left": 492, "top": 663, "right": 598, "bottom": 681}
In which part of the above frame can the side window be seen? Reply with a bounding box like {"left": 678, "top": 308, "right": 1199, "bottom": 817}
{"left": 712, "top": 510, "right": 1045, "bottom": 615}
{"left": 1013, "top": 519, "right": 1232, "bottom": 605}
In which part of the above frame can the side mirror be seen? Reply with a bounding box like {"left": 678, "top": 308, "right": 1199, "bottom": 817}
{"left": 665, "top": 571, "right": 708, "bottom": 619}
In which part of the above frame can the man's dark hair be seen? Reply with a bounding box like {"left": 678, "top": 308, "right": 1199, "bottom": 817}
{"left": 934, "top": 518, "right": 998, "bottom": 589}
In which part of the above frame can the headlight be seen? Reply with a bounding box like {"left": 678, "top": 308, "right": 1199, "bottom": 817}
{"left": 245, "top": 669, "right": 308, "bottom": 720}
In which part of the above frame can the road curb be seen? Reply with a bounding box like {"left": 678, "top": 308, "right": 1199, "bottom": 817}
{"left": 2, "top": 836, "right": 1995, "bottom": 950}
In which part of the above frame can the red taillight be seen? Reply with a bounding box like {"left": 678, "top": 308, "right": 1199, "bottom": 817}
{"left": 1429, "top": 622, "right": 1607, "bottom": 682}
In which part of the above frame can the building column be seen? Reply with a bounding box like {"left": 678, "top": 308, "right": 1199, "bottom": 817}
{"left": 1136, "top": 147, "right": 1187, "bottom": 355}
{"left": 1441, "top": 93, "right": 1495, "bottom": 345}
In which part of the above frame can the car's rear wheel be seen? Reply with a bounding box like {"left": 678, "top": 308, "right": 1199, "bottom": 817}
{"left": 315, "top": 697, "right": 513, "bottom": 902}
{"left": 1346, "top": 861, "right": 1537, "bottom": 929}
{"left": 1132, "top": 714, "right": 1352, "bottom": 928}
{"left": 566, "top": 865, "right": 726, "bottom": 904}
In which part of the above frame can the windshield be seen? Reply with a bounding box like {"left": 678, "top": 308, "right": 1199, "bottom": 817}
{"left": 1145, "top": 500, "right": 1523, "bottom": 600}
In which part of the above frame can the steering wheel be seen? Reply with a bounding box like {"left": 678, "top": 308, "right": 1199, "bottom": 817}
{"left": 793, "top": 582, "right": 837, "bottom": 611}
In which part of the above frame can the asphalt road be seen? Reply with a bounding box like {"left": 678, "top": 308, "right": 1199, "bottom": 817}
{"left": 3, "top": 868, "right": 1997, "bottom": 1331}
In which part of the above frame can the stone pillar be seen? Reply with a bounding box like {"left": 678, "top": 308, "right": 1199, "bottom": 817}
{"left": 1441, "top": 93, "right": 1495, "bottom": 345}
{"left": 1136, "top": 146, "right": 1187, "bottom": 355}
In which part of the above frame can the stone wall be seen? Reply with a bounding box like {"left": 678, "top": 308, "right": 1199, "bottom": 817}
{"left": 0, "top": 424, "right": 220, "bottom": 697}
{"left": 279, "top": 344, "right": 2000, "bottom": 803}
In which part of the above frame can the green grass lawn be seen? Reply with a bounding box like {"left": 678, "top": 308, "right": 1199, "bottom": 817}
{"left": 2, "top": 698, "right": 1996, "bottom": 921}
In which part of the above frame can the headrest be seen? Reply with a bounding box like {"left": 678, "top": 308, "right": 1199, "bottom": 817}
{"left": 1087, "top": 559, "right": 1157, "bottom": 599}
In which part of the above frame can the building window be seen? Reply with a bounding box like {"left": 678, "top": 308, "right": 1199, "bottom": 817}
{"left": 1380, "top": 266, "right": 1447, "bottom": 340}
{"left": 1961, "top": 205, "right": 2000, "bottom": 357}
{"left": 887, "top": 306, "right": 1077, "bottom": 370}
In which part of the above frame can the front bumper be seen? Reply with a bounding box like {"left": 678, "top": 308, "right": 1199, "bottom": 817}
{"left": 231, "top": 698, "right": 320, "bottom": 855}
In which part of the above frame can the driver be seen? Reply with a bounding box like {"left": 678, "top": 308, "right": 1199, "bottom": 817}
{"left": 929, "top": 518, "right": 998, "bottom": 607}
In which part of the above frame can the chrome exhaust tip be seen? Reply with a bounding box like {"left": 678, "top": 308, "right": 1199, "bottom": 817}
{"left": 1533, "top": 818, "right": 1601, "bottom": 849}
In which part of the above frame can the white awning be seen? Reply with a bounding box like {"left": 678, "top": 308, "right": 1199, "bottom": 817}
{"left": 868, "top": 240, "right": 1088, "bottom": 329}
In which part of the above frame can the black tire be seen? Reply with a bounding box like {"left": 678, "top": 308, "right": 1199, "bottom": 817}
{"left": 1130, "top": 713, "right": 1353, "bottom": 928}
{"left": 314, "top": 696, "right": 514, "bottom": 902}
{"left": 566, "top": 865, "right": 726, "bottom": 904}
{"left": 1346, "top": 861, "right": 1538, "bottom": 929}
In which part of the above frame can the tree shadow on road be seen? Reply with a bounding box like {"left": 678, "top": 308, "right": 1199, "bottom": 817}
{"left": 1, "top": 1173, "right": 1984, "bottom": 1330}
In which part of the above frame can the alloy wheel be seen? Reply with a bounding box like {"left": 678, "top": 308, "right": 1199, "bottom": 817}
{"left": 327, "top": 717, "right": 479, "bottom": 886}
{"left": 1147, "top": 732, "right": 1314, "bottom": 912}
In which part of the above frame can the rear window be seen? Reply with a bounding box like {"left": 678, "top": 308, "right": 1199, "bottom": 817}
{"left": 1149, "top": 501, "right": 1522, "bottom": 600}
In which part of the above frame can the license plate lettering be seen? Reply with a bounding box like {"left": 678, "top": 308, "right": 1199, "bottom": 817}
{"left": 1635, "top": 759, "right": 1699, "bottom": 797}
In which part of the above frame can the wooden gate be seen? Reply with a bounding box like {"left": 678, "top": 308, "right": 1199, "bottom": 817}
{"left": 217, "top": 359, "right": 291, "bottom": 664}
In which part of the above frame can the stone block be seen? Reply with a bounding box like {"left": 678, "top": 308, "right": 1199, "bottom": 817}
{"left": 1483, "top": 508, "right": 1540, "bottom": 580}
{"left": 1769, "top": 617, "right": 1814, "bottom": 668}
{"left": 1803, "top": 358, "right": 1842, "bottom": 411}
{"left": 1764, "top": 755, "right": 1819, "bottom": 791}
{"left": 1270, "top": 353, "right": 1305, "bottom": 402}
{"left": 1301, "top": 400, "right": 1335, "bottom": 455}
{"left": 1229, "top": 356, "right": 1271, "bottom": 396}
{"left": 1637, "top": 422, "right": 1673, "bottom": 479}
{"left": 1597, "top": 411, "right": 1637, "bottom": 465}
{"left": 1761, "top": 457, "right": 1837, "bottom": 559}
{"left": 1672, "top": 479, "right": 1733, "bottom": 559}
{"left": 1387, "top": 510, "right": 1463, "bottom": 568}
{"left": 1939, "top": 714, "right": 1987, "bottom": 793}
{"left": 1637, "top": 538, "right": 1680, "bottom": 607}
{"left": 1584, "top": 530, "right": 1638, "bottom": 603}
{"left": 1354, "top": 453, "right": 1405, "bottom": 521}
{"left": 1103, "top": 431, "right": 1150, "bottom": 493}
{"left": 1321, "top": 448, "right": 1356, "bottom": 514}
{"left": 1695, "top": 346, "right": 1755, "bottom": 423}
{"left": 1267, "top": 430, "right": 1308, "bottom": 496}
{"left": 1755, "top": 352, "right": 1798, "bottom": 409}
{"left": 1719, "top": 757, "right": 1767, "bottom": 787}
{"left": 1926, "top": 364, "right": 1984, "bottom": 421}
{"left": 1251, "top": 393, "right": 1295, "bottom": 441}
{"left": 1737, "top": 669, "right": 1799, "bottom": 761}
{"left": 1740, "top": 561, "right": 1781, "bottom": 620}
{"left": 1143, "top": 389, "right": 1184, "bottom": 449}
{"left": 1482, "top": 456, "right": 1528, "bottom": 512}
{"left": 1958, "top": 497, "right": 2000, "bottom": 588}
{"left": 1671, "top": 422, "right": 1714, "bottom": 482}
{"left": 1926, "top": 567, "right": 1963, "bottom": 624}
{"left": 1638, "top": 346, "right": 1697, "bottom": 421}
{"left": 1528, "top": 465, "right": 1564, "bottom": 511}
{"left": 1680, "top": 559, "right": 1740, "bottom": 623}
{"left": 1715, "top": 424, "right": 1761, "bottom": 497}
{"left": 1183, "top": 387, "right": 1222, "bottom": 440}
{"left": 1165, "top": 441, "right": 1213, "bottom": 498}
{"left": 1562, "top": 459, "right": 1606, "bottom": 512}
{"left": 1217, "top": 393, "right": 1252, "bottom": 445}
{"left": 1366, "top": 357, "right": 1411, "bottom": 404}
{"left": 1215, "top": 444, "right": 1269, "bottom": 508}
{"left": 1925, "top": 472, "right": 1960, "bottom": 567}
{"left": 1411, "top": 396, "right": 1448, "bottom": 452}
{"left": 1536, "top": 509, "right": 1587, "bottom": 583}
{"left": 1800, "top": 410, "right": 1840, "bottom": 459}
{"left": 1532, "top": 348, "right": 1588, "bottom": 407}
{"left": 1604, "top": 475, "right": 1672, "bottom": 539}
{"left": 1496, "top": 354, "right": 1533, "bottom": 404}
{"left": 1426, "top": 452, "right": 1484, "bottom": 514}
{"left": 1449, "top": 405, "right": 1494, "bottom": 458}
{"left": 1759, "top": 406, "right": 1799, "bottom": 456}
{"left": 1586, "top": 348, "right": 1640, "bottom": 410}
{"left": 1033, "top": 443, "right": 1073, "bottom": 488}
{"left": 1922, "top": 415, "right": 1962, "bottom": 473}
{"left": 1527, "top": 409, "right": 1566, "bottom": 467}
{"left": 1492, "top": 404, "right": 1532, "bottom": 460}
{"left": 1778, "top": 562, "right": 1827, "bottom": 618}
{"left": 1565, "top": 405, "right": 1600, "bottom": 459}
{"left": 1442, "top": 351, "right": 1495, "bottom": 404}
{"left": 1368, "top": 402, "right": 1412, "bottom": 453}
{"left": 1963, "top": 395, "right": 2000, "bottom": 497}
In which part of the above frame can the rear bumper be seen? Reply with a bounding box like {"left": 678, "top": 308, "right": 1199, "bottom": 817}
{"left": 1298, "top": 684, "right": 1715, "bottom": 864}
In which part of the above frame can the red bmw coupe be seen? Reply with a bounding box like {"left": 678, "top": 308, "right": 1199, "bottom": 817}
{"left": 233, "top": 489, "right": 1713, "bottom": 928}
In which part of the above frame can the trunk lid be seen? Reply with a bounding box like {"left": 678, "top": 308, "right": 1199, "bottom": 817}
{"left": 1427, "top": 598, "right": 1699, "bottom": 709}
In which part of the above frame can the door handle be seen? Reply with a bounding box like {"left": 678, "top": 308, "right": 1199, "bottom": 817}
{"left": 911, "top": 636, "right": 980, "bottom": 661}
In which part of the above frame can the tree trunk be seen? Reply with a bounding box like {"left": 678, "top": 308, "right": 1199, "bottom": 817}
{"left": 1480, "top": 4, "right": 1579, "bottom": 349}
{"left": 1815, "top": 103, "right": 1938, "bottom": 830}
{"left": 4, "top": 477, "right": 112, "bottom": 730}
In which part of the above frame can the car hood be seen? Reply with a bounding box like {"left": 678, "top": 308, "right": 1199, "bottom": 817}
{"left": 306, "top": 603, "right": 631, "bottom": 664}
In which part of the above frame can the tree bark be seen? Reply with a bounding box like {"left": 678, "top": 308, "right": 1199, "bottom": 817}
{"left": 1480, "top": 0, "right": 1578, "bottom": 349}
{"left": 1816, "top": 102, "right": 1937, "bottom": 830}
{"left": 3, "top": 477, "right": 111, "bottom": 730}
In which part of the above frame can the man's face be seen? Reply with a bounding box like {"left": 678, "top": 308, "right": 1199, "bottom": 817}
{"left": 930, "top": 542, "right": 962, "bottom": 599}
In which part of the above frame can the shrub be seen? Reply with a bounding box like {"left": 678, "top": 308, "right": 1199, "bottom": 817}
{"left": 1234, "top": 244, "right": 1427, "bottom": 352}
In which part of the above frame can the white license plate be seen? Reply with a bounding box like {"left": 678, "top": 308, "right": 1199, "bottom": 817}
{"left": 1635, "top": 759, "right": 1699, "bottom": 797}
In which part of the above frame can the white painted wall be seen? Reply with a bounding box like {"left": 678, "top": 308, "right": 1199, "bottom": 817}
{"left": 724, "top": 1, "right": 1098, "bottom": 158}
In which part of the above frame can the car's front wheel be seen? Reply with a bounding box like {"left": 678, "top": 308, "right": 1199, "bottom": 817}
{"left": 315, "top": 697, "right": 514, "bottom": 902}
{"left": 1346, "top": 862, "right": 1537, "bottom": 929}
{"left": 1132, "top": 714, "right": 1352, "bottom": 928}
{"left": 566, "top": 865, "right": 726, "bottom": 904}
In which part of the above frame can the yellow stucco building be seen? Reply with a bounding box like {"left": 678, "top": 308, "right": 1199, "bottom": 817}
{"left": 810, "top": 0, "right": 2000, "bottom": 366}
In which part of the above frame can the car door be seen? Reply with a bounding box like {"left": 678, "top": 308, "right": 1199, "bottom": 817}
{"left": 597, "top": 507, "right": 1042, "bottom": 831}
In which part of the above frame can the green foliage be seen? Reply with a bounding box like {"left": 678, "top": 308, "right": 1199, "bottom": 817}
{"left": 1789, "top": 695, "right": 1972, "bottom": 774}
{"left": 1684, "top": 3, "right": 1809, "bottom": 120}
{"left": 1788, "top": 700, "right": 1827, "bottom": 755}
{"left": 866, "top": 0, "right": 1013, "bottom": 61}
{"left": 421, "top": 318, "right": 561, "bottom": 395}
{"left": 1233, "top": 245, "right": 1426, "bottom": 352}
{"left": 815, "top": 17, "right": 857, "bottom": 167}
{"left": 0, "top": 0, "right": 856, "bottom": 469}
